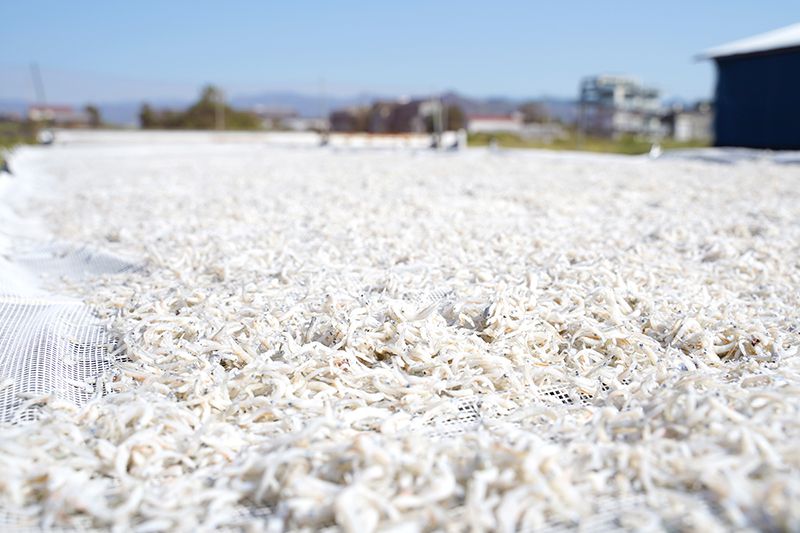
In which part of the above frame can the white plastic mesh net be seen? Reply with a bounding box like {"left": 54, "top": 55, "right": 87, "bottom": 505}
{"left": 0, "top": 295, "right": 120, "bottom": 423}
{"left": 13, "top": 244, "right": 136, "bottom": 282}
{"left": 0, "top": 234, "right": 135, "bottom": 423}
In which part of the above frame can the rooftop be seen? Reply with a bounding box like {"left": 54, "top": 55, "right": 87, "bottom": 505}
{"left": 467, "top": 114, "right": 518, "bottom": 121}
{"left": 699, "top": 22, "right": 800, "bottom": 59}
{"left": 28, "top": 104, "right": 74, "bottom": 112}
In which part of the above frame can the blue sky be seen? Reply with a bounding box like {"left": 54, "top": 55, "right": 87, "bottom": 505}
{"left": 2, "top": 1, "right": 799, "bottom": 103}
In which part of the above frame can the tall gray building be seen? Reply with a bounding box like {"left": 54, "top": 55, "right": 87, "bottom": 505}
{"left": 578, "top": 75, "right": 664, "bottom": 138}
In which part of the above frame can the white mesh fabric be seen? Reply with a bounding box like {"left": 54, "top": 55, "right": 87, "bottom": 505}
{"left": 422, "top": 396, "right": 484, "bottom": 438}
{"left": 0, "top": 509, "right": 100, "bottom": 533}
{"left": 2, "top": 151, "right": 136, "bottom": 423}
{"left": 0, "top": 295, "right": 117, "bottom": 423}
{"left": 13, "top": 244, "right": 136, "bottom": 282}
{"left": 0, "top": 228, "right": 134, "bottom": 422}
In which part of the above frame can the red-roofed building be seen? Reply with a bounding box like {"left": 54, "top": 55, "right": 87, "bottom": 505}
{"left": 467, "top": 113, "right": 523, "bottom": 133}
{"left": 28, "top": 105, "right": 89, "bottom": 126}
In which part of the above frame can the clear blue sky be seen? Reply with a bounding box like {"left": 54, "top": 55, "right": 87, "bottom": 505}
{"left": 2, "top": 1, "right": 799, "bottom": 103}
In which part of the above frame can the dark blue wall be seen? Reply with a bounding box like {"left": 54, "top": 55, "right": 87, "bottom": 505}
{"left": 714, "top": 47, "right": 800, "bottom": 149}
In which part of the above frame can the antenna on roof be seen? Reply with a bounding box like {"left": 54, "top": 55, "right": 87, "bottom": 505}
{"left": 30, "top": 63, "right": 46, "bottom": 104}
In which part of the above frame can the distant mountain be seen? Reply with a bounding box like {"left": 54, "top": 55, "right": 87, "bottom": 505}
{"left": 98, "top": 99, "right": 189, "bottom": 126}
{"left": 541, "top": 98, "right": 580, "bottom": 124}
{"left": 0, "top": 99, "right": 28, "bottom": 118}
{"left": 440, "top": 91, "right": 579, "bottom": 124}
{"left": 230, "top": 91, "right": 393, "bottom": 118}
{"left": 91, "top": 92, "right": 390, "bottom": 126}
{"left": 440, "top": 91, "right": 518, "bottom": 115}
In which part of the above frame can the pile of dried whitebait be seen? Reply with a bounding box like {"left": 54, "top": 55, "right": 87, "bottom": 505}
{"left": 1, "top": 136, "right": 800, "bottom": 531}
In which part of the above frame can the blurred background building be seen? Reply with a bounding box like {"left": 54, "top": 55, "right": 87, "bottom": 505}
{"left": 662, "top": 102, "right": 713, "bottom": 143}
{"left": 466, "top": 113, "right": 522, "bottom": 134}
{"left": 28, "top": 105, "right": 91, "bottom": 128}
{"left": 251, "top": 105, "right": 297, "bottom": 130}
{"left": 328, "top": 98, "right": 455, "bottom": 134}
{"left": 577, "top": 75, "right": 665, "bottom": 138}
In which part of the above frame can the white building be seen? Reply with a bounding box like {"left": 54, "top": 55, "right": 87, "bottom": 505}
{"left": 578, "top": 75, "right": 665, "bottom": 138}
{"left": 467, "top": 113, "right": 523, "bottom": 133}
{"left": 28, "top": 105, "right": 89, "bottom": 126}
{"left": 665, "top": 103, "right": 712, "bottom": 142}
{"left": 283, "top": 117, "right": 329, "bottom": 132}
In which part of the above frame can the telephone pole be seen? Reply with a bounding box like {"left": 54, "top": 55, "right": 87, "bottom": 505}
{"left": 215, "top": 88, "right": 225, "bottom": 131}
{"left": 30, "top": 63, "right": 46, "bottom": 104}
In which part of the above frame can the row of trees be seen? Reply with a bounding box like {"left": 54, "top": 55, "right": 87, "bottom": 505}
{"left": 139, "top": 86, "right": 261, "bottom": 130}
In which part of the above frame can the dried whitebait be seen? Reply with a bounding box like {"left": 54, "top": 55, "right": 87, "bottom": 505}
{"left": 0, "top": 134, "right": 799, "bottom": 531}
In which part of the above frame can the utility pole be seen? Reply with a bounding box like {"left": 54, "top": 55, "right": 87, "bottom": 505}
{"left": 30, "top": 63, "right": 46, "bottom": 104}
{"left": 319, "top": 77, "right": 330, "bottom": 145}
{"left": 441, "top": 96, "right": 448, "bottom": 133}
{"left": 318, "top": 77, "right": 327, "bottom": 122}
{"left": 29, "top": 62, "right": 51, "bottom": 142}
{"left": 577, "top": 79, "right": 585, "bottom": 150}
{"left": 215, "top": 88, "right": 225, "bottom": 131}
{"left": 433, "top": 93, "right": 443, "bottom": 149}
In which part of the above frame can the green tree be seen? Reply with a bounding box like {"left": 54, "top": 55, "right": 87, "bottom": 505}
{"left": 85, "top": 105, "right": 102, "bottom": 128}
{"left": 182, "top": 85, "right": 261, "bottom": 130}
{"left": 200, "top": 85, "right": 223, "bottom": 105}
{"left": 138, "top": 86, "right": 262, "bottom": 131}
{"left": 181, "top": 85, "right": 222, "bottom": 129}
{"left": 519, "top": 101, "right": 548, "bottom": 123}
{"left": 226, "top": 109, "right": 261, "bottom": 130}
{"left": 446, "top": 105, "right": 465, "bottom": 130}
{"left": 139, "top": 103, "right": 157, "bottom": 129}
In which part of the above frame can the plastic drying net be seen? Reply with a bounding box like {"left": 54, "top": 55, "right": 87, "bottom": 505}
{"left": 0, "top": 243, "right": 135, "bottom": 422}
{"left": 0, "top": 295, "right": 117, "bottom": 423}
{"left": 13, "top": 244, "right": 136, "bottom": 282}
